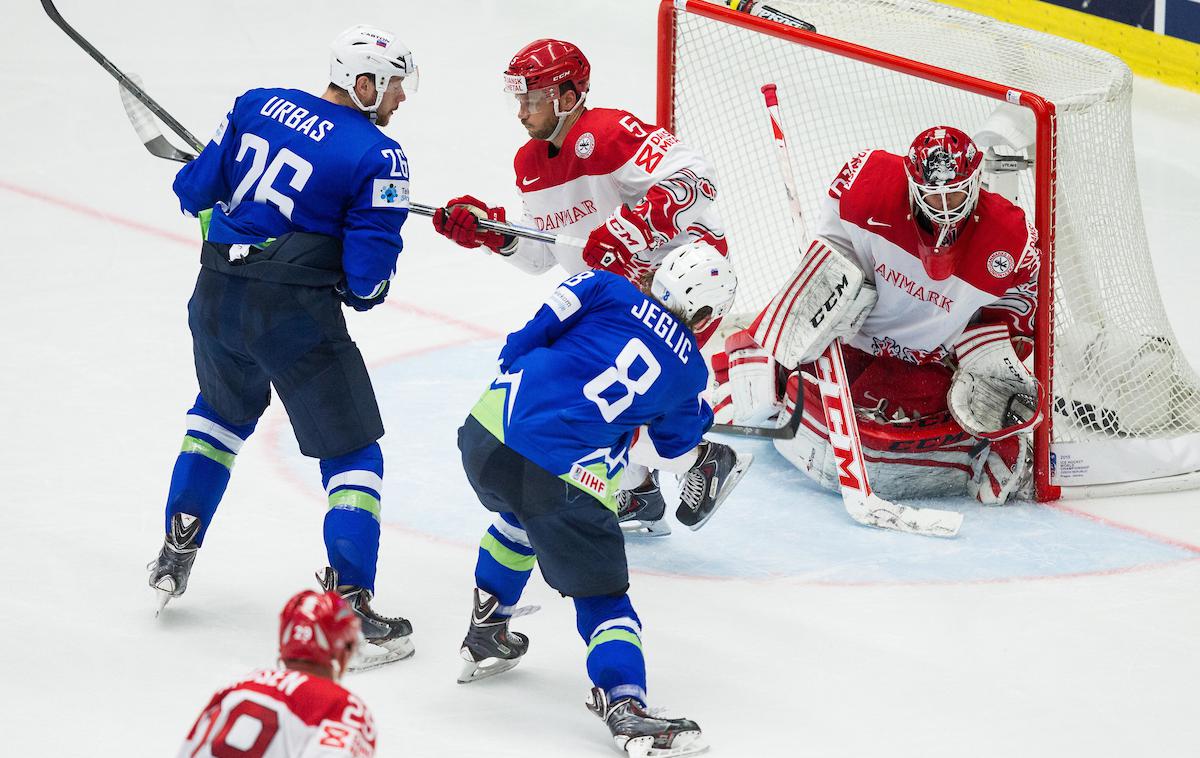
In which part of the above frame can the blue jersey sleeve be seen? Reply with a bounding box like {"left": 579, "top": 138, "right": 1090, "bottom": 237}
{"left": 172, "top": 102, "right": 239, "bottom": 216}
{"left": 498, "top": 271, "right": 604, "bottom": 372}
{"left": 646, "top": 391, "right": 713, "bottom": 460}
{"left": 342, "top": 142, "right": 410, "bottom": 298}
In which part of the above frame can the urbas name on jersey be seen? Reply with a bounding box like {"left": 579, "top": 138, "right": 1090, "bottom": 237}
{"left": 178, "top": 668, "right": 376, "bottom": 758}
{"left": 173, "top": 87, "right": 411, "bottom": 297}
{"left": 506, "top": 108, "right": 726, "bottom": 276}
{"left": 816, "top": 149, "right": 1038, "bottom": 363}
{"left": 470, "top": 271, "right": 713, "bottom": 508}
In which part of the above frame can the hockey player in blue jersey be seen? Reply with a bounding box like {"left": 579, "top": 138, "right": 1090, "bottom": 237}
{"left": 148, "top": 25, "right": 417, "bottom": 668}
{"left": 455, "top": 243, "right": 751, "bottom": 757}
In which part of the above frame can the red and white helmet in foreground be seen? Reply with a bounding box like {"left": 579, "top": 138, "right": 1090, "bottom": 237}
{"left": 503, "top": 39, "right": 590, "bottom": 140}
{"left": 905, "top": 126, "right": 983, "bottom": 279}
{"left": 652, "top": 242, "right": 738, "bottom": 326}
{"left": 279, "top": 589, "right": 360, "bottom": 678}
{"left": 330, "top": 25, "right": 418, "bottom": 116}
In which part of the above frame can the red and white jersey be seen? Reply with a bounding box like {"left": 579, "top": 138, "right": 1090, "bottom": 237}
{"left": 177, "top": 668, "right": 375, "bottom": 758}
{"left": 507, "top": 107, "right": 726, "bottom": 275}
{"left": 816, "top": 150, "right": 1038, "bottom": 364}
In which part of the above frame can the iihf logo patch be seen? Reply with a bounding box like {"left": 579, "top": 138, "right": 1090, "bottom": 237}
{"left": 575, "top": 132, "right": 596, "bottom": 159}
{"left": 987, "top": 250, "right": 1015, "bottom": 278}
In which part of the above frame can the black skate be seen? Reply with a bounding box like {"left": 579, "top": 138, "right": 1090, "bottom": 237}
{"left": 458, "top": 588, "right": 532, "bottom": 684}
{"left": 318, "top": 567, "right": 414, "bottom": 670}
{"left": 587, "top": 687, "right": 708, "bottom": 757}
{"left": 148, "top": 513, "right": 201, "bottom": 616}
{"left": 617, "top": 472, "right": 671, "bottom": 536}
{"left": 675, "top": 442, "right": 752, "bottom": 531}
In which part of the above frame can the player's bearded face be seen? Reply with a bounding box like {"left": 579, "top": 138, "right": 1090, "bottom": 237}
{"left": 374, "top": 78, "right": 407, "bottom": 127}
{"left": 513, "top": 91, "right": 560, "bottom": 140}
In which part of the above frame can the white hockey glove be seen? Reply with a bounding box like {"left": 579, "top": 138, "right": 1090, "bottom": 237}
{"left": 750, "top": 237, "right": 876, "bottom": 369}
{"left": 724, "top": 330, "right": 783, "bottom": 425}
{"left": 949, "top": 323, "right": 1045, "bottom": 440}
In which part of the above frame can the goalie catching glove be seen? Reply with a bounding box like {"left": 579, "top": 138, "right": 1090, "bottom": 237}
{"left": 433, "top": 195, "right": 515, "bottom": 254}
{"left": 949, "top": 323, "right": 1045, "bottom": 440}
{"left": 750, "top": 237, "right": 876, "bottom": 369}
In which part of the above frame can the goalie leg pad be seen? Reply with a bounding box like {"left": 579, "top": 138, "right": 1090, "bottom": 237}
{"left": 723, "top": 330, "right": 783, "bottom": 425}
{"left": 968, "top": 435, "right": 1032, "bottom": 504}
{"left": 750, "top": 237, "right": 876, "bottom": 369}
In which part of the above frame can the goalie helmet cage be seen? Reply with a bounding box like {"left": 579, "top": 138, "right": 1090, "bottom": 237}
{"left": 657, "top": 0, "right": 1200, "bottom": 501}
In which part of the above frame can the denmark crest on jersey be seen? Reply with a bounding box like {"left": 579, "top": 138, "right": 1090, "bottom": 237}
{"left": 987, "top": 250, "right": 1015, "bottom": 278}
{"left": 575, "top": 132, "right": 596, "bottom": 159}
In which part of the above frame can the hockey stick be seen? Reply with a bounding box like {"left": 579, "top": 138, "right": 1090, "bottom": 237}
{"left": 754, "top": 83, "right": 962, "bottom": 536}
{"left": 46, "top": 0, "right": 584, "bottom": 249}
{"left": 42, "top": 0, "right": 204, "bottom": 157}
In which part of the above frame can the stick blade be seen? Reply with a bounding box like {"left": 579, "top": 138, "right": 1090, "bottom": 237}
{"left": 846, "top": 494, "right": 963, "bottom": 538}
{"left": 119, "top": 74, "right": 196, "bottom": 163}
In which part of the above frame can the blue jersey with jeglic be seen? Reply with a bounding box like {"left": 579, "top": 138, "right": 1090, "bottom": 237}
{"left": 172, "top": 87, "right": 410, "bottom": 297}
{"left": 469, "top": 271, "right": 713, "bottom": 508}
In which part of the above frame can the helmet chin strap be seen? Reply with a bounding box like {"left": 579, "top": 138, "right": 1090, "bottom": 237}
{"left": 349, "top": 75, "right": 389, "bottom": 122}
{"left": 545, "top": 91, "right": 587, "bottom": 142}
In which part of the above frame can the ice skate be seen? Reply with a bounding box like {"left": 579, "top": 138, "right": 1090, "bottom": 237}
{"left": 148, "top": 513, "right": 201, "bottom": 616}
{"left": 617, "top": 472, "right": 672, "bottom": 536}
{"left": 587, "top": 687, "right": 708, "bottom": 758}
{"left": 675, "top": 442, "right": 752, "bottom": 530}
{"left": 458, "top": 588, "right": 531, "bottom": 684}
{"left": 318, "top": 567, "right": 414, "bottom": 670}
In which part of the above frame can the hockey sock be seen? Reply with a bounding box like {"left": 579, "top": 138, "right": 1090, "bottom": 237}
{"left": 575, "top": 593, "right": 647, "bottom": 705}
{"left": 475, "top": 512, "right": 536, "bottom": 610}
{"left": 165, "top": 394, "right": 257, "bottom": 545}
{"left": 320, "top": 443, "right": 384, "bottom": 592}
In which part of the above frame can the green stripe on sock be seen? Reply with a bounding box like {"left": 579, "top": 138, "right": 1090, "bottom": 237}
{"left": 180, "top": 435, "right": 236, "bottom": 470}
{"left": 480, "top": 533, "right": 536, "bottom": 572}
{"left": 588, "top": 628, "right": 643, "bottom": 654}
{"left": 327, "top": 489, "right": 381, "bottom": 520}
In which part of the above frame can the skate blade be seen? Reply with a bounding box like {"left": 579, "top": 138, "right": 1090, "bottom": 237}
{"left": 348, "top": 636, "right": 415, "bottom": 672}
{"left": 620, "top": 518, "right": 672, "bottom": 537}
{"left": 619, "top": 730, "right": 708, "bottom": 758}
{"left": 682, "top": 453, "right": 754, "bottom": 532}
{"left": 152, "top": 575, "right": 176, "bottom": 617}
{"left": 457, "top": 653, "right": 523, "bottom": 684}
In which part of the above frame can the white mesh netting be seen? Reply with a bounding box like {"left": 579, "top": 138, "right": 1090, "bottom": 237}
{"left": 666, "top": 0, "right": 1200, "bottom": 465}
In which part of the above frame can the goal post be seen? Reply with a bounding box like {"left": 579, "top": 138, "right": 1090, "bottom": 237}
{"left": 657, "top": 0, "right": 1200, "bottom": 501}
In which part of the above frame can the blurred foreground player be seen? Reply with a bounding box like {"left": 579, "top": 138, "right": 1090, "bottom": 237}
{"left": 148, "top": 25, "right": 416, "bottom": 667}
{"left": 176, "top": 590, "right": 377, "bottom": 757}
{"left": 455, "top": 244, "right": 749, "bottom": 757}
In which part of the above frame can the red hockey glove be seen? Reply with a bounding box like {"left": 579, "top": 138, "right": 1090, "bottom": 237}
{"left": 583, "top": 204, "right": 655, "bottom": 280}
{"left": 432, "top": 195, "right": 511, "bottom": 253}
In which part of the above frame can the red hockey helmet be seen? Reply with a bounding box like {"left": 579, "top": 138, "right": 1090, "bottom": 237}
{"left": 279, "top": 590, "right": 360, "bottom": 674}
{"left": 904, "top": 126, "right": 983, "bottom": 280}
{"left": 503, "top": 38, "right": 591, "bottom": 99}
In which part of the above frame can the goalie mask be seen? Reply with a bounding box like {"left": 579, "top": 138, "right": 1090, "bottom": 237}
{"left": 279, "top": 589, "right": 360, "bottom": 678}
{"left": 503, "top": 39, "right": 590, "bottom": 142}
{"left": 651, "top": 242, "right": 738, "bottom": 328}
{"left": 905, "top": 126, "right": 983, "bottom": 280}
{"left": 330, "top": 25, "right": 418, "bottom": 119}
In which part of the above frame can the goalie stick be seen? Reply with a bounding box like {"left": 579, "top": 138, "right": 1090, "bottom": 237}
{"left": 751, "top": 82, "right": 963, "bottom": 537}
{"left": 46, "top": 0, "right": 583, "bottom": 249}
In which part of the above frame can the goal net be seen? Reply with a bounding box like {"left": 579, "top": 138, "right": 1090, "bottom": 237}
{"left": 658, "top": 0, "right": 1200, "bottom": 499}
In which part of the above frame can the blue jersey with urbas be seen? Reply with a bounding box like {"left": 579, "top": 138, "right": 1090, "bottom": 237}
{"left": 173, "top": 87, "right": 410, "bottom": 297}
{"left": 470, "top": 271, "right": 713, "bottom": 509}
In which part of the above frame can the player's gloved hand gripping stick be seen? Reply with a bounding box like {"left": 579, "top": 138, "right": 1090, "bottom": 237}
{"left": 44, "top": 0, "right": 585, "bottom": 252}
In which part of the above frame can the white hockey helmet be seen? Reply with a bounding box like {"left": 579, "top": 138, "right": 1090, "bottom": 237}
{"left": 651, "top": 242, "right": 738, "bottom": 325}
{"left": 329, "top": 25, "right": 418, "bottom": 116}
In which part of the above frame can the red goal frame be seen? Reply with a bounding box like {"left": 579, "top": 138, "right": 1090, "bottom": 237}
{"left": 656, "top": 0, "right": 1061, "bottom": 501}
